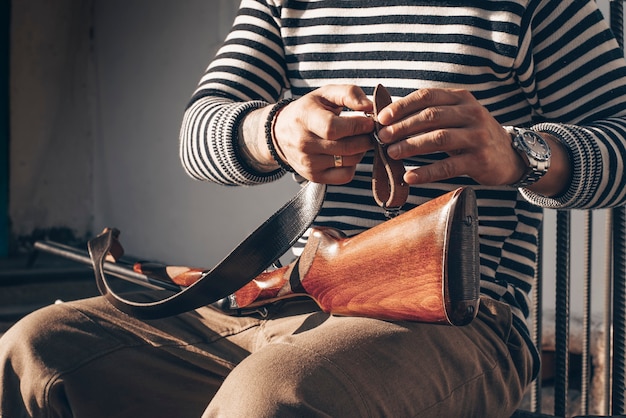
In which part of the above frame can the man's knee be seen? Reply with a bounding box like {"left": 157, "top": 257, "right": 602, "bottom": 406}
{"left": 1, "top": 303, "right": 70, "bottom": 364}
{"left": 0, "top": 303, "right": 83, "bottom": 417}
{"left": 204, "top": 342, "right": 370, "bottom": 418}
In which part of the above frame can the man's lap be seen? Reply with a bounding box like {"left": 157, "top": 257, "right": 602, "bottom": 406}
{"left": 0, "top": 294, "right": 531, "bottom": 417}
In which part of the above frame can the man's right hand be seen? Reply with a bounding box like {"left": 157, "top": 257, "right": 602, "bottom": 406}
{"left": 241, "top": 85, "right": 376, "bottom": 184}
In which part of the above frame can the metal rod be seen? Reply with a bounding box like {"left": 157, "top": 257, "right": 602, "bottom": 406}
{"left": 604, "top": 209, "right": 614, "bottom": 415}
{"left": 33, "top": 240, "right": 181, "bottom": 292}
{"left": 554, "top": 210, "right": 570, "bottom": 417}
{"left": 610, "top": 2, "right": 626, "bottom": 413}
{"left": 612, "top": 205, "right": 626, "bottom": 415}
{"left": 581, "top": 210, "right": 593, "bottom": 415}
{"left": 530, "top": 210, "right": 544, "bottom": 413}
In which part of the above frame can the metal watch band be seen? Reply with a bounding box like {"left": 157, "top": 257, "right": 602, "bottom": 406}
{"left": 505, "top": 126, "right": 551, "bottom": 188}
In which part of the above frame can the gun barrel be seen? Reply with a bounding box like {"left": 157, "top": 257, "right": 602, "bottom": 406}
{"left": 33, "top": 240, "right": 181, "bottom": 292}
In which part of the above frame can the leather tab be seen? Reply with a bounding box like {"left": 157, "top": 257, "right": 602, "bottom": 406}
{"left": 371, "top": 84, "right": 409, "bottom": 213}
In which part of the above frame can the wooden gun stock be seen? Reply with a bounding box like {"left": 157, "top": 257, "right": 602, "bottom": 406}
{"left": 137, "top": 187, "right": 480, "bottom": 325}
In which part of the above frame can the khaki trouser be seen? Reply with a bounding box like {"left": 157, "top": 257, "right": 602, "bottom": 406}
{"left": 0, "top": 294, "right": 532, "bottom": 418}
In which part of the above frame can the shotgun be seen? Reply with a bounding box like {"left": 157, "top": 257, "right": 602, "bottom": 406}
{"left": 38, "top": 187, "right": 480, "bottom": 325}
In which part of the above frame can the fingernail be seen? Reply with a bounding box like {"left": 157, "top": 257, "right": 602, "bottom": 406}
{"left": 377, "top": 108, "right": 391, "bottom": 124}
{"left": 377, "top": 127, "right": 391, "bottom": 143}
{"left": 386, "top": 144, "right": 400, "bottom": 159}
{"left": 404, "top": 171, "right": 419, "bottom": 184}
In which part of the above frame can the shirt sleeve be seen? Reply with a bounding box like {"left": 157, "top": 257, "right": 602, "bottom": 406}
{"left": 517, "top": 0, "right": 626, "bottom": 209}
{"left": 178, "top": 0, "right": 289, "bottom": 186}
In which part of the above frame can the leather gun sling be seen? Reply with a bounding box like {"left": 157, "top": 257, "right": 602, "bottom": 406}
{"left": 89, "top": 181, "right": 327, "bottom": 319}
{"left": 89, "top": 86, "right": 408, "bottom": 319}
{"left": 371, "top": 84, "right": 409, "bottom": 211}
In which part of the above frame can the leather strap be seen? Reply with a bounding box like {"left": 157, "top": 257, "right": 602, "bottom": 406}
{"left": 89, "top": 85, "right": 408, "bottom": 318}
{"left": 371, "top": 84, "right": 409, "bottom": 214}
{"left": 89, "top": 181, "right": 327, "bottom": 319}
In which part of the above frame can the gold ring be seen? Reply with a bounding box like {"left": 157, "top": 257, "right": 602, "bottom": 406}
{"left": 333, "top": 155, "right": 343, "bottom": 167}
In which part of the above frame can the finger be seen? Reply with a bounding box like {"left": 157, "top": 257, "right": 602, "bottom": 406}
{"left": 299, "top": 152, "right": 365, "bottom": 173}
{"left": 403, "top": 155, "right": 471, "bottom": 185}
{"left": 297, "top": 160, "right": 359, "bottom": 185}
{"left": 377, "top": 88, "right": 470, "bottom": 125}
{"left": 386, "top": 128, "right": 473, "bottom": 160}
{"left": 303, "top": 133, "right": 373, "bottom": 156}
{"left": 324, "top": 115, "right": 375, "bottom": 142}
{"left": 301, "top": 109, "right": 374, "bottom": 143}
{"left": 326, "top": 153, "right": 365, "bottom": 169}
{"left": 306, "top": 86, "right": 375, "bottom": 141}
{"left": 315, "top": 167, "right": 360, "bottom": 185}
{"left": 315, "top": 84, "right": 374, "bottom": 113}
{"left": 337, "top": 112, "right": 376, "bottom": 138}
{"left": 377, "top": 102, "right": 476, "bottom": 145}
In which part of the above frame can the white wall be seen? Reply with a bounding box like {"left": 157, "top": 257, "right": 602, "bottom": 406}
{"left": 91, "top": 0, "right": 298, "bottom": 267}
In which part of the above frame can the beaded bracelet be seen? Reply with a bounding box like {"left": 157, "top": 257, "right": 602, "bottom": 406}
{"left": 265, "top": 98, "right": 296, "bottom": 172}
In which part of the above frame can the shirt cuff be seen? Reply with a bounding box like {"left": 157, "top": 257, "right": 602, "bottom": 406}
{"left": 517, "top": 123, "right": 602, "bottom": 209}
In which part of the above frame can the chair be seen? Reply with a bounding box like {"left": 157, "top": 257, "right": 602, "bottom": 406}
{"left": 512, "top": 207, "right": 626, "bottom": 417}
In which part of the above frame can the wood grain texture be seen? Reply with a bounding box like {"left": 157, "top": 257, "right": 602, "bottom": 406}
{"left": 231, "top": 187, "right": 479, "bottom": 324}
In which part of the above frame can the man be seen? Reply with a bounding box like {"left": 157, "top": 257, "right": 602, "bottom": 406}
{"left": 2, "top": 1, "right": 626, "bottom": 416}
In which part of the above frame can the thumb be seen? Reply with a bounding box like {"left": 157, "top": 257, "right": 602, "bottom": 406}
{"left": 315, "top": 84, "right": 374, "bottom": 113}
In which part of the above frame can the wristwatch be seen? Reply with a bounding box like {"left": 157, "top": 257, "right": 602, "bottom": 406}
{"left": 506, "top": 127, "right": 551, "bottom": 188}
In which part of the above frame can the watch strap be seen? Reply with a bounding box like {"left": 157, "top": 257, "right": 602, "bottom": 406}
{"left": 506, "top": 126, "right": 550, "bottom": 188}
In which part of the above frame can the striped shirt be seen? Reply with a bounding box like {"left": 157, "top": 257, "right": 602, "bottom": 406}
{"left": 179, "top": 0, "right": 626, "bottom": 378}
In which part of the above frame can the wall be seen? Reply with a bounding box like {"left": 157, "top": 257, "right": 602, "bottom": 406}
{"left": 9, "top": 0, "right": 298, "bottom": 265}
{"left": 90, "top": 0, "right": 298, "bottom": 267}
{"left": 0, "top": 1, "right": 9, "bottom": 257}
{"left": 9, "top": 0, "right": 94, "bottom": 248}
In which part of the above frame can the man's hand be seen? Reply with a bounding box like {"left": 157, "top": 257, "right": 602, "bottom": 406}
{"left": 375, "top": 88, "right": 526, "bottom": 187}
{"left": 272, "top": 85, "right": 375, "bottom": 184}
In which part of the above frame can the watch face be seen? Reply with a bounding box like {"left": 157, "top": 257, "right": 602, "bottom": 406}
{"left": 519, "top": 131, "right": 551, "bottom": 161}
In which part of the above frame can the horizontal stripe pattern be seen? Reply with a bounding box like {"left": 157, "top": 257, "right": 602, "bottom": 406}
{"left": 179, "top": 0, "right": 626, "bottom": 376}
